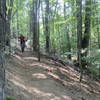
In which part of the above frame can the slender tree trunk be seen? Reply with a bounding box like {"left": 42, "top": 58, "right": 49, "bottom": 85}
{"left": 29, "top": 11, "right": 33, "bottom": 38}
{"left": 45, "top": 0, "right": 50, "bottom": 53}
{"left": 16, "top": 1, "right": 19, "bottom": 36}
{"left": 37, "top": 0, "right": 40, "bottom": 61}
{"left": 97, "top": 18, "right": 100, "bottom": 49}
{"left": 7, "top": 0, "right": 13, "bottom": 52}
{"left": 64, "top": 3, "right": 71, "bottom": 60}
{"left": 41, "top": 2, "right": 45, "bottom": 36}
{"left": 97, "top": 27, "right": 100, "bottom": 49}
{"left": 76, "top": 0, "right": 83, "bottom": 82}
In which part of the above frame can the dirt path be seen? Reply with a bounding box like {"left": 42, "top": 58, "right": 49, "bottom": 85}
{"left": 6, "top": 50, "right": 100, "bottom": 100}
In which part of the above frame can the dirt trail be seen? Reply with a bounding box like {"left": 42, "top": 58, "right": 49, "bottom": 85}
{"left": 6, "top": 50, "right": 100, "bottom": 100}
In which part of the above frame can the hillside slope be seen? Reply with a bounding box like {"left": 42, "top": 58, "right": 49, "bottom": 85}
{"left": 6, "top": 50, "right": 100, "bottom": 100}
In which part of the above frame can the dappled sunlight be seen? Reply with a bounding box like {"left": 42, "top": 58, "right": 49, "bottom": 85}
{"left": 10, "top": 77, "right": 71, "bottom": 100}
{"left": 48, "top": 72, "right": 60, "bottom": 80}
{"left": 10, "top": 79, "right": 27, "bottom": 90}
{"left": 53, "top": 67, "right": 80, "bottom": 83}
{"left": 27, "top": 87, "right": 68, "bottom": 100}
{"left": 32, "top": 73, "right": 47, "bottom": 79}
{"left": 39, "top": 63, "right": 56, "bottom": 72}
{"left": 13, "top": 54, "right": 26, "bottom": 62}
{"left": 95, "top": 82, "right": 100, "bottom": 87}
{"left": 24, "top": 57, "right": 38, "bottom": 61}
{"left": 29, "top": 62, "right": 41, "bottom": 67}
{"left": 41, "top": 59, "right": 61, "bottom": 67}
{"left": 80, "top": 83, "right": 92, "bottom": 94}
{"left": 6, "top": 71, "right": 24, "bottom": 83}
{"left": 30, "top": 62, "right": 56, "bottom": 72}
{"left": 59, "top": 67, "right": 80, "bottom": 81}
{"left": 28, "top": 87, "right": 54, "bottom": 96}
{"left": 50, "top": 96, "right": 61, "bottom": 100}
{"left": 62, "top": 95, "right": 72, "bottom": 100}
{"left": 58, "top": 67, "right": 70, "bottom": 73}
{"left": 47, "top": 71, "right": 79, "bottom": 88}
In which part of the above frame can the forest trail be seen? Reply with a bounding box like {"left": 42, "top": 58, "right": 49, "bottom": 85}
{"left": 6, "top": 50, "right": 100, "bottom": 100}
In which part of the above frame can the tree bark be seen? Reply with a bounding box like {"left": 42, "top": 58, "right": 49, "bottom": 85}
{"left": 82, "top": 0, "right": 91, "bottom": 51}
{"left": 97, "top": 27, "right": 100, "bottom": 49}
{"left": 45, "top": 0, "right": 50, "bottom": 53}
{"left": 76, "top": 0, "right": 83, "bottom": 82}
{"left": 37, "top": 0, "right": 40, "bottom": 61}
{"left": 6, "top": 0, "right": 13, "bottom": 52}
{"left": 0, "top": 0, "right": 7, "bottom": 99}
{"left": 81, "top": 0, "right": 91, "bottom": 69}
{"left": 64, "top": 3, "right": 71, "bottom": 60}
{"left": 32, "top": 0, "right": 38, "bottom": 51}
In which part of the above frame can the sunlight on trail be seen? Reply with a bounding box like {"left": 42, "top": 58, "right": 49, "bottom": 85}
{"left": 32, "top": 73, "right": 47, "bottom": 79}
{"left": 13, "top": 54, "right": 26, "bottom": 62}
{"left": 24, "top": 57, "right": 38, "bottom": 61}
{"left": 48, "top": 72, "right": 60, "bottom": 79}
{"left": 62, "top": 95, "right": 72, "bottom": 100}
{"left": 9, "top": 76, "right": 70, "bottom": 100}
{"left": 29, "top": 62, "right": 56, "bottom": 72}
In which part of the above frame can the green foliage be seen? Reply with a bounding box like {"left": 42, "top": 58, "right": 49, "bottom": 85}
{"left": 7, "top": 96, "right": 14, "bottom": 100}
{"left": 82, "top": 49, "right": 100, "bottom": 77}
{"left": 83, "top": 49, "right": 100, "bottom": 65}
{"left": 88, "top": 66, "right": 99, "bottom": 76}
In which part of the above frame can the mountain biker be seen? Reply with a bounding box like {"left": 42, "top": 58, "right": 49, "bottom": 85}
{"left": 18, "top": 34, "right": 25, "bottom": 53}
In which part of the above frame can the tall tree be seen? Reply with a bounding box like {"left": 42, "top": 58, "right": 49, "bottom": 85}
{"left": 37, "top": 0, "right": 40, "bottom": 61}
{"left": 16, "top": 0, "right": 19, "bottom": 35}
{"left": 0, "top": 0, "right": 7, "bottom": 99}
{"left": 64, "top": 2, "right": 71, "bottom": 60}
{"left": 76, "top": 0, "right": 83, "bottom": 81}
{"left": 45, "top": 0, "right": 50, "bottom": 53}
{"left": 6, "top": 0, "right": 13, "bottom": 51}
{"left": 32, "top": 0, "right": 38, "bottom": 51}
{"left": 82, "top": 0, "right": 92, "bottom": 53}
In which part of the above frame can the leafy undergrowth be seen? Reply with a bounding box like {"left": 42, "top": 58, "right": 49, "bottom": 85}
{"left": 88, "top": 66, "right": 99, "bottom": 77}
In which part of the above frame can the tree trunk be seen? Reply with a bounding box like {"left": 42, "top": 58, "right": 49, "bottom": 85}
{"left": 0, "top": 0, "right": 7, "bottom": 99}
{"left": 81, "top": 0, "right": 91, "bottom": 69}
{"left": 41, "top": 2, "right": 45, "bottom": 38}
{"left": 64, "top": 3, "right": 71, "bottom": 60}
{"left": 97, "top": 27, "right": 100, "bottom": 49}
{"left": 45, "top": 0, "right": 50, "bottom": 53}
{"left": 37, "top": 0, "right": 40, "bottom": 61}
{"left": 76, "top": 0, "right": 83, "bottom": 82}
{"left": 82, "top": 0, "right": 91, "bottom": 51}
{"left": 32, "top": 0, "right": 38, "bottom": 51}
{"left": 16, "top": 1, "right": 19, "bottom": 36}
{"left": 6, "top": 0, "right": 13, "bottom": 52}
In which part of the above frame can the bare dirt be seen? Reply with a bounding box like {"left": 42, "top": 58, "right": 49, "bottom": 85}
{"left": 6, "top": 50, "right": 100, "bottom": 100}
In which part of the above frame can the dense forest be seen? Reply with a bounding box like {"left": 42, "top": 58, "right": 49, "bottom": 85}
{"left": 0, "top": 0, "right": 100, "bottom": 100}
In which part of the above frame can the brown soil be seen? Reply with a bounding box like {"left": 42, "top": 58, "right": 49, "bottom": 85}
{"left": 6, "top": 50, "right": 100, "bottom": 100}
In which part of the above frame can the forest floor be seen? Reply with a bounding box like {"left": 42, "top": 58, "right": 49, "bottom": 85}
{"left": 6, "top": 49, "right": 100, "bottom": 100}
